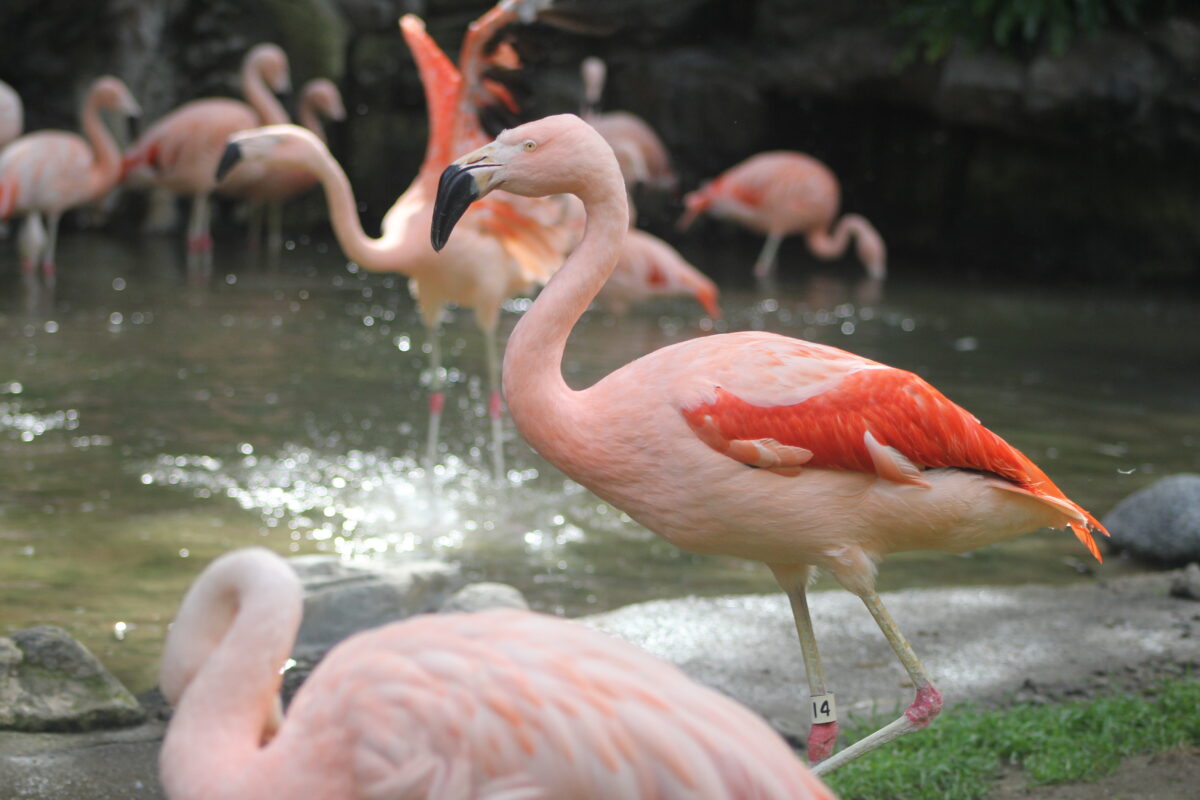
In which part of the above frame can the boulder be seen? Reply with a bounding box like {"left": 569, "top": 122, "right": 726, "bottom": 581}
{"left": 0, "top": 626, "right": 144, "bottom": 733}
{"left": 439, "top": 582, "right": 530, "bottom": 613}
{"left": 1103, "top": 474, "right": 1200, "bottom": 567}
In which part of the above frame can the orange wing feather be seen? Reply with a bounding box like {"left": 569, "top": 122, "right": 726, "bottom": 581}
{"left": 681, "top": 367, "right": 1108, "bottom": 559}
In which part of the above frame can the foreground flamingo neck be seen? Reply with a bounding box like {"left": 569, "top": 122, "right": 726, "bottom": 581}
{"left": 159, "top": 551, "right": 300, "bottom": 799}
{"left": 81, "top": 89, "right": 123, "bottom": 197}
{"left": 502, "top": 147, "right": 628, "bottom": 460}
{"left": 242, "top": 56, "right": 288, "bottom": 126}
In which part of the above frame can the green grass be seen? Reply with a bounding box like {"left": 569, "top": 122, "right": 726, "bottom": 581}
{"left": 825, "top": 676, "right": 1200, "bottom": 800}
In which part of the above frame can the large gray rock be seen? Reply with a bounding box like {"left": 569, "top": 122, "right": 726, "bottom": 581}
{"left": 1103, "top": 474, "right": 1200, "bottom": 567}
{"left": 439, "top": 582, "right": 530, "bottom": 613}
{"left": 0, "top": 626, "right": 144, "bottom": 733}
{"left": 289, "top": 555, "right": 461, "bottom": 660}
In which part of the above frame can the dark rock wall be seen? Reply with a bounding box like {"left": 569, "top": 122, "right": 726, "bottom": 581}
{"left": 1, "top": 0, "right": 1197, "bottom": 283}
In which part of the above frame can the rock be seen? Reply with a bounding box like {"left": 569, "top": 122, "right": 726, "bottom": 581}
{"left": 0, "top": 722, "right": 165, "bottom": 799}
{"left": 0, "top": 626, "right": 144, "bottom": 733}
{"left": 1103, "top": 474, "right": 1200, "bottom": 567}
{"left": 1169, "top": 563, "right": 1200, "bottom": 601}
{"left": 439, "top": 582, "right": 530, "bottom": 613}
{"left": 289, "top": 555, "right": 461, "bottom": 660}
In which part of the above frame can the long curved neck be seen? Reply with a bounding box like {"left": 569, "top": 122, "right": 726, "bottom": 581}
{"left": 81, "top": 92, "right": 121, "bottom": 195}
{"left": 159, "top": 557, "right": 300, "bottom": 800}
{"left": 297, "top": 95, "right": 327, "bottom": 143}
{"left": 306, "top": 145, "right": 413, "bottom": 273}
{"left": 805, "top": 216, "right": 856, "bottom": 261}
{"left": 242, "top": 59, "right": 288, "bottom": 125}
{"left": 503, "top": 164, "right": 628, "bottom": 457}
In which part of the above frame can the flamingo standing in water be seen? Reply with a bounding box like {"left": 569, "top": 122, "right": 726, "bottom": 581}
{"left": 0, "top": 76, "right": 141, "bottom": 284}
{"left": 236, "top": 78, "right": 346, "bottom": 256}
{"left": 432, "top": 115, "right": 1109, "bottom": 774}
{"left": 678, "top": 151, "right": 887, "bottom": 282}
{"left": 159, "top": 547, "right": 835, "bottom": 800}
{"left": 123, "top": 43, "right": 290, "bottom": 266}
{"left": 599, "top": 227, "right": 720, "bottom": 318}
{"left": 219, "top": 12, "right": 569, "bottom": 479}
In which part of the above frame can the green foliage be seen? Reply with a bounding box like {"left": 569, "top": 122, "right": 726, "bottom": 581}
{"left": 893, "top": 0, "right": 1173, "bottom": 63}
{"left": 825, "top": 676, "right": 1200, "bottom": 800}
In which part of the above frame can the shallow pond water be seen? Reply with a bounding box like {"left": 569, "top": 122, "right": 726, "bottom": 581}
{"left": 1, "top": 231, "right": 1197, "bottom": 691}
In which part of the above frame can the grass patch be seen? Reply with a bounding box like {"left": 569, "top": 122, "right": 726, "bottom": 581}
{"left": 825, "top": 676, "right": 1200, "bottom": 800}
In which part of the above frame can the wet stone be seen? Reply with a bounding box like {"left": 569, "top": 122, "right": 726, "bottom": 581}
{"left": 1169, "top": 563, "right": 1200, "bottom": 601}
{"left": 1104, "top": 474, "right": 1200, "bottom": 567}
{"left": 439, "top": 582, "right": 530, "bottom": 613}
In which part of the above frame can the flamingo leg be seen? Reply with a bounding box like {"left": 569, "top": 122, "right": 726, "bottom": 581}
{"left": 186, "top": 193, "right": 208, "bottom": 268}
{"left": 266, "top": 200, "right": 283, "bottom": 258}
{"left": 810, "top": 589, "right": 943, "bottom": 776}
{"left": 482, "top": 326, "right": 505, "bottom": 482}
{"left": 41, "top": 212, "right": 61, "bottom": 287}
{"left": 752, "top": 231, "right": 783, "bottom": 280}
{"left": 424, "top": 325, "right": 445, "bottom": 471}
{"left": 772, "top": 565, "right": 839, "bottom": 763}
{"left": 247, "top": 203, "right": 263, "bottom": 254}
{"left": 18, "top": 212, "right": 46, "bottom": 276}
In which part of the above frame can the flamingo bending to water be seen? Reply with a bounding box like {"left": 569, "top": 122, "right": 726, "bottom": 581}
{"left": 431, "top": 114, "right": 1108, "bottom": 773}
{"left": 0, "top": 76, "right": 141, "bottom": 283}
{"left": 218, "top": 13, "right": 569, "bottom": 479}
{"left": 159, "top": 547, "right": 835, "bottom": 800}
{"left": 679, "top": 151, "right": 886, "bottom": 282}
{"left": 600, "top": 227, "right": 720, "bottom": 318}
{"left": 123, "top": 43, "right": 290, "bottom": 266}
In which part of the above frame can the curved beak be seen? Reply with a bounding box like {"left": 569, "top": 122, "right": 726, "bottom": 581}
{"left": 215, "top": 142, "right": 242, "bottom": 182}
{"left": 431, "top": 147, "right": 502, "bottom": 252}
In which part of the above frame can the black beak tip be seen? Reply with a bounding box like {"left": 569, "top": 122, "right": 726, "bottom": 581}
{"left": 431, "top": 164, "right": 481, "bottom": 252}
{"left": 215, "top": 142, "right": 242, "bottom": 182}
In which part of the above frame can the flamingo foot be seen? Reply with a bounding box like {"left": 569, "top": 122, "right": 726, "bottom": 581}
{"left": 429, "top": 391, "right": 445, "bottom": 415}
{"left": 806, "top": 721, "right": 839, "bottom": 763}
{"left": 904, "top": 685, "right": 943, "bottom": 729}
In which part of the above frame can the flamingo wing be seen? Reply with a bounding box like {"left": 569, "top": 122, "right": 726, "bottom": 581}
{"left": 678, "top": 336, "right": 1107, "bottom": 558}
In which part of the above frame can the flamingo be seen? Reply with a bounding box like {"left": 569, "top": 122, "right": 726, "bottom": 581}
{"left": 678, "top": 151, "right": 887, "bottom": 282}
{"left": 159, "top": 547, "right": 835, "bottom": 800}
{"left": 600, "top": 227, "right": 720, "bottom": 318}
{"left": 237, "top": 78, "right": 347, "bottom": 256}
{"left": 431, "top": 114, "right": 1109, "bottom": 774}
{"left": 580, "top": 57, "right": 676, "bottom": 195}
{"left": 217, "top": 13, "right": 569, "bottom": 480}
{"left": 0, "top": 79, "right": 21, "bottom": 150}
{"left": 123, "top": 43, "right": 290, "bottom": 266}
{"left": 0, "top": 76, "right": 141, "bottom": 284}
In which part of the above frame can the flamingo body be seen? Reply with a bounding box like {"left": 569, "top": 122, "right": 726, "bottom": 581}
{"left": 680, "top": 151, "right": 886, "bottom": 280}
{"left": 431, "top": 115, "right": 1108, "bottom": 772}
{"left": 0, "top": 79, "right": 21, "bottom": 150}
{"left": 601, "top": 228, "right": 720, "bottom": 317}
{"left": 160, "top": 548, "right": 834, "bottom": 800}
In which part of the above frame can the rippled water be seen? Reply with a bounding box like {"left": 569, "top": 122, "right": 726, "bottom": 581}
{"left": 1, "top": 232, "right": 1196, "bottom": 690}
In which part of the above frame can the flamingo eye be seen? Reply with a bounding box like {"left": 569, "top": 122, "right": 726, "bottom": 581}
{"left": 522, "top": 139, "right": 537, "bottom": 152}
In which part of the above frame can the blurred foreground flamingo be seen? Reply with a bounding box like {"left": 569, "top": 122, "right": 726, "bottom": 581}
{"left": 432, "top": 115, "right": 1108, "bottom": 774}
{"left": 0, "top": 76, "right": 140, "bottom": 283}
{"left": 219, "top": 12, "right": 569, "bottom": 479}
{"left": 0, "top": 79, "right": 21, "bottom": 150}
{"left": 238, "top": 78, "right": 346, "bottom": 256}
{"left": 600, "top": 227, "right": 720, "bottom": 318}
{"left": 123, "top": 43, "right": 290, "bottom": 266}
{"left": 679, "top": 151, "right": 886, "bottom": 281}
{"left": 159, "top": 547, "right": 835, "bottom": 800}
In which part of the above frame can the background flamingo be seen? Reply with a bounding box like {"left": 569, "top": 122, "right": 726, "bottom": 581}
{"left": 218, "top": 13, "right": 570, "bottom": 480}
{"left": 0, "top": 76, "right": 140, "bottom": 284}
{"left": 600, "top": 227, "right": 720, "bottom": 318}
{"left": 159, "top": 547, "right": 835, "bottom": 800}
{"left": 678, "top": 151, "right": 887, "bottom": 282}
{"left": 237, "top": 77, "right": 346, "bottom": 257}
{"left": 123, "top": 43, "right": 290, "bottom": 266}
{"left": 432, "top": 114, "right": 1109, "bottom": 774}
{"left": 0, "top": 79, "right": 21, "bottom": 150}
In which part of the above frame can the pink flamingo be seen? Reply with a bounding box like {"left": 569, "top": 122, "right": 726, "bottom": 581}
{"left": 679, "top": 151, "right": 887, "bottom": 282}
{"left": 431, "top": 114, "right": 1109, "bottom": 774}
{"left": 236, "top": 78, "right": 346, "bottom": 256}
{"left": 0, "top": 79, "right": 21, "bottom": 151}
{"left": 600, "top": 227, "right": 720, "bottom": 318}
{"left": 218, "top": 14, "right": 569, "bottom": 479}
{"left": 0, "top": 76, "right": 141, "bottom": 284}
{"left": 123, "top": 43, "right": 290, "bottom": 265}
{"left": 159, "top": 547, "right": 835, "bottom": 800}
{"left": 580, "top": 57, "right": 676, "bottom": 194}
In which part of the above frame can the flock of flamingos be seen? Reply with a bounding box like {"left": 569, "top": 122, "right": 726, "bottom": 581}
{"left": 2, "top": 2, "right": 1111, "bottom": 798}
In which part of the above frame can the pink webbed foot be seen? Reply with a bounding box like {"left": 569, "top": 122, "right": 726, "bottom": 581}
{"left": 904, "top": 685, "right": 943, "bottom": 729}
{"left": 807, "top": 721, "right": 839, "bottom": 763}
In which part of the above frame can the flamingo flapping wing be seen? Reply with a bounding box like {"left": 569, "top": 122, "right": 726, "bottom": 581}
{"left": 679, "top": 335, "right": 1108, "bottom": 560}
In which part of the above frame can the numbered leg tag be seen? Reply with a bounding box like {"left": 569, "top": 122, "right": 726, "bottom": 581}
{"left": 810, "top": 693, "right": 837, "bottom": 724}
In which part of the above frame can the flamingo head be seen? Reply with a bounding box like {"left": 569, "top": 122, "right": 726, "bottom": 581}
{"left": 302, "top": 78, "right": 346, "bottom": 122}
{"left": 676, "top": 182, "right": 714, "bottom": 231}
{"left": 217, "top": 124, "right": 321, "bottom": 182}
{"left": 580, "top": 56, "right": 606, "bottom": 109}
{"left": 246, "top": 43, "right": 292, "bottom": 95}
{"left": 432, "top": 113, "right": 617, "bottom": 251}
{"left": 90, "top": 76, "right": 142, "bottom": 119}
